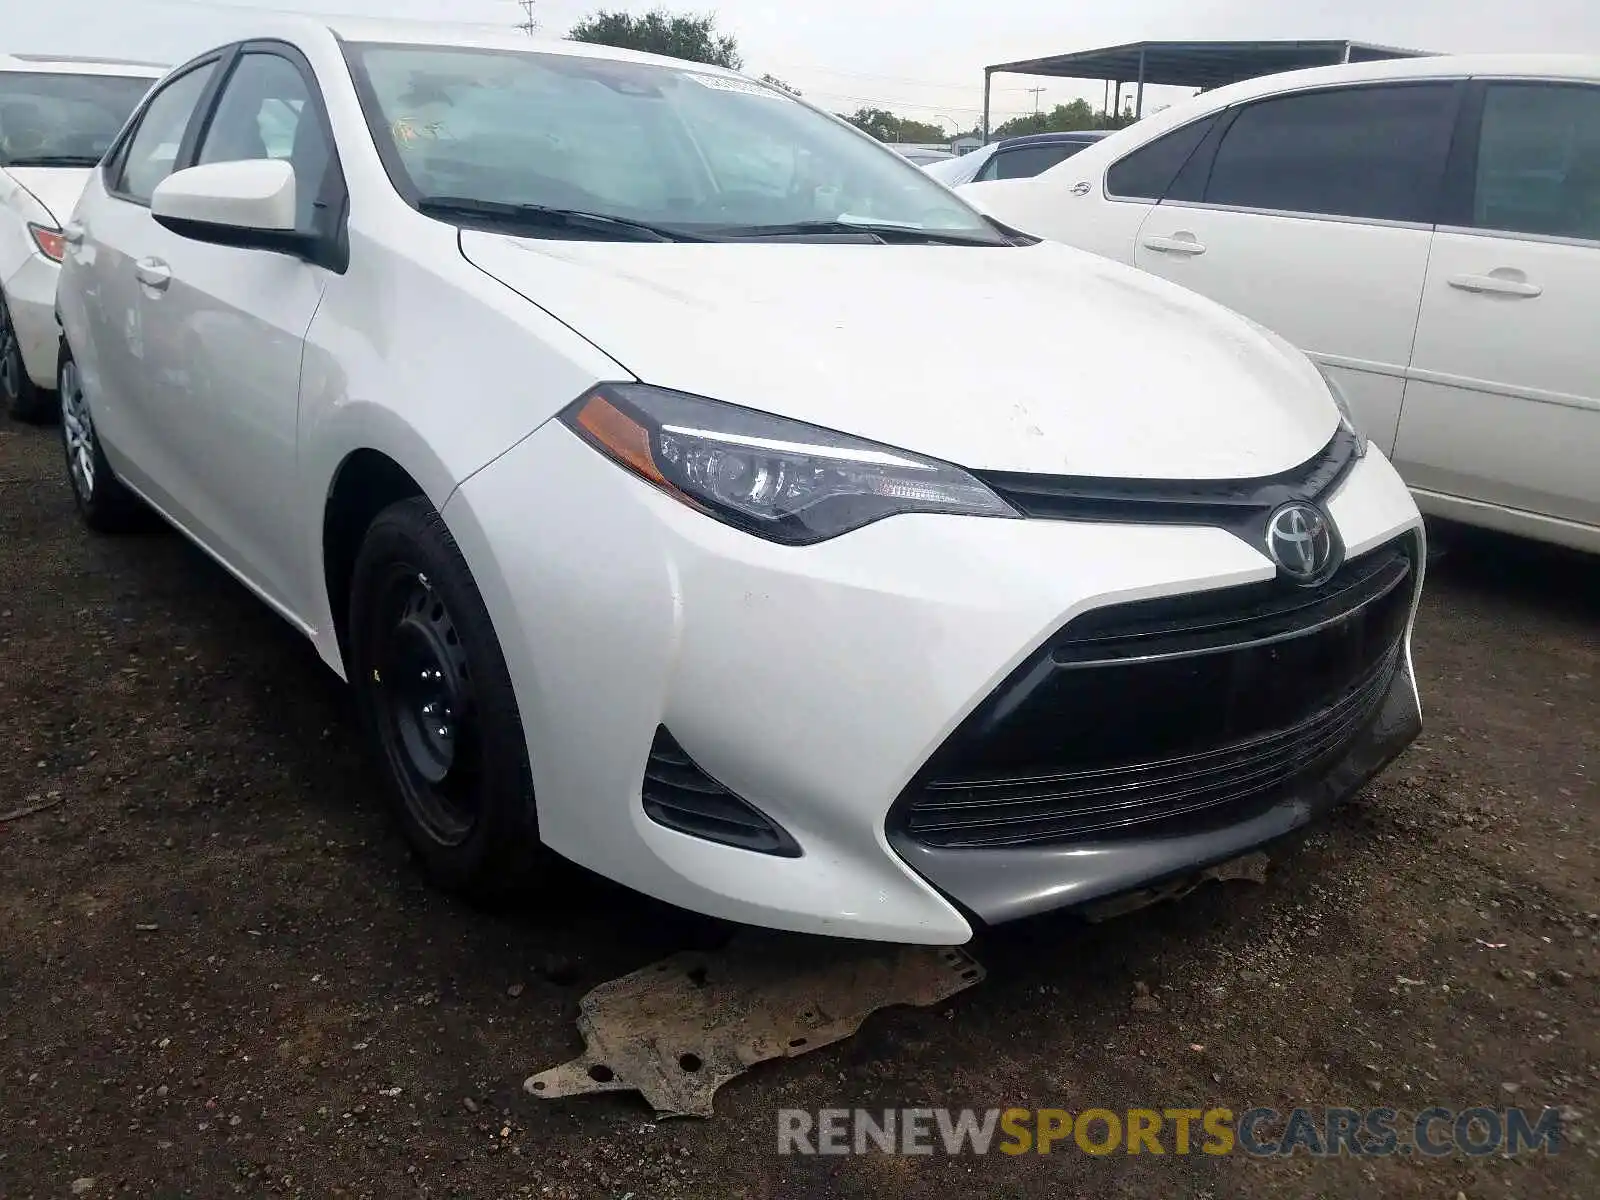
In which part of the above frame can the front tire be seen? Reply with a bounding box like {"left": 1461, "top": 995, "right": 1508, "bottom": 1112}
{"left": 348, "top": 497, "right": 545, "bottom": 899}
{"left": 59, "top": 348, "right": 144, "bottom": 532}
{"left": 1, "top": 293, "right": 52, "bottom": 423}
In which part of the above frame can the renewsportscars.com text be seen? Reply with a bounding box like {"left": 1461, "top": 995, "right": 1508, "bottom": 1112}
{"left": 777, "top": 1106, "right": 1564, "bottom": 1157}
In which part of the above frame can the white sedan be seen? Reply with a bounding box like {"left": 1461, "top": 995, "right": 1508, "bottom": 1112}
{"left": 0, "top": 53, "right": 163, "bottom": 420}
{"left": 55, "top": 17, "right": 1426, "bottom": 945}
{"left": 958, "top": 55, "right": 1600, "bottom": 555}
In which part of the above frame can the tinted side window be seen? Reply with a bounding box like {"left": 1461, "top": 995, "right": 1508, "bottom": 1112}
{"left": 1204, "top": 83, "right": 1457, "bottom": 223}
{"left": 197, "top": 53, "right": 331, "bottom": 230}
{"left": 1105, "top": 115, "right": 1217, "bottom": 199}
{"left": 991, "top": 142, "right": 1086, "bottom": 180}
{"left": 1472, "top": 82, "right": 1600, "bottom": 241}
{"left": 115, "top": 64, "right": 216, "bottom": 203}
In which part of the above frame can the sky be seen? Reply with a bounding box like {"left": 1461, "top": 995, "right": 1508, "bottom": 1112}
{"left": 14, "top": 0, "right": 1600, "bottom": 130}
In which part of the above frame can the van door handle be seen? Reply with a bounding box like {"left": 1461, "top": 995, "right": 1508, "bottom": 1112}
{"left": 134, "top": 257, "right": 171, "bottom": 291}
{"left": 1142, "top": 234, "right": 1206, "bottom": 256}
{"left": 62, "top": 222, "right": 85, "bottom": 246}
{"left": 1448, "top": 273, "right": 1541, "bottom": 298}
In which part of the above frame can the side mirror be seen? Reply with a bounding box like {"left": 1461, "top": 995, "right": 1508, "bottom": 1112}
{"left": 151, "top": 158, "right": 323, "bottom": 260}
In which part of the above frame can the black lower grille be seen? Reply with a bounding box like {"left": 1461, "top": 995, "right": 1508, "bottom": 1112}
{"left": 894, "top": 533, "right": 1417, "bottom": 849}
{"left": 642, "top": 727, "right": 801, "bottom": 857}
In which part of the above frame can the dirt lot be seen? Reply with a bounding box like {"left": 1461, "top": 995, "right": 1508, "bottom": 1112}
{"left": 2, "top": 410, "right": 1596, "bottom": 1199}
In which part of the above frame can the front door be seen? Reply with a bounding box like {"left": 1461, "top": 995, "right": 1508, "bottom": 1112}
{"left": 1397, "top": 79, "right": 1600, "bottom": 536}
{"left": 138, "top": 46, "right": 341, "bottom": 619}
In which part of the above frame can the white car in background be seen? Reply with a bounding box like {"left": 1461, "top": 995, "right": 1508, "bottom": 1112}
{"left": 55, "top": 17, "right": 1425, "bottom": 945}
{"left": 892, "top": 145, "right": 953, "bottom": 166}
{"left": 960, "top": 55, "right": 1600, "bottom": 554}
{"left": 925, "top": 130, "right": 1110, "bottom": 188}
{"left": 0, "top": 53, "right": 163, "bottom": 420}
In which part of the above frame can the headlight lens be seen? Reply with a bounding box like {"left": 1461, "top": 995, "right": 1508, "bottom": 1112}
{"left": 1318, "top": 366, "right": 1366, "bottom": 456}
{"left": 559, "top": 384, "right": 1018, "bottom": 544}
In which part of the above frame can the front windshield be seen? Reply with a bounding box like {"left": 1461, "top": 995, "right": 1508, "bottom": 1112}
{"left": 0, "top": 72, "right": 155, "bottom": 166}
{"left": 344, "top": 42, "right": 1004, "bottom": 242}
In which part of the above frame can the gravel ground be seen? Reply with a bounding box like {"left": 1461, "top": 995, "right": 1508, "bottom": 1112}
{"left": 2, "top": 410, "right": 1596, "bottom": 1199}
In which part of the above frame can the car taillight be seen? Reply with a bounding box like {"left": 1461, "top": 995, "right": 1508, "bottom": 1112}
{"left": 28, "top": 223, "right": 66, "bottom": 262}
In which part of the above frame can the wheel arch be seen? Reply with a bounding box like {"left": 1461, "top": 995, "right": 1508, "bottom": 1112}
{"left": 322, "top": 448, "right": 427, "bottom": 668}
{"left": 310, "top": 403, "right": 464, "bottom": 674}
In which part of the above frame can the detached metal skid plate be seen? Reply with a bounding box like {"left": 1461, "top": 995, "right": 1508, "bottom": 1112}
{"left": 525, "top": 936, "right": 985, "bottom": 1117}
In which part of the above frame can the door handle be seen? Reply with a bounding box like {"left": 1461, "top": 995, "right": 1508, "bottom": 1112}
{"left": 1142, "top": 233, "right": 1207, "bottom": 256}
{"left": 1447, "top": 273, "right": 1541, "bottom": 298}
{"left": 134, "top": 257, "right": 171, "bottom": 291}
{"left": 62, "top": 222, "right": 85, "bottom": 246}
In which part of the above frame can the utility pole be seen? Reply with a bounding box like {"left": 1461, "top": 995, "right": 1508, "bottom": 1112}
{"left": 515, "top": 0, "right": 536, "bottom": 35}
{"left": 1026, "top": 86, "right": 1047, "bottom": 115}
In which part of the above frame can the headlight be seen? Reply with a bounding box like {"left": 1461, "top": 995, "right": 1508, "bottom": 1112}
{"left": 559, "top": 383, "right": 1018, "bottom": 544}
{"left": 1318, "top": 366, "right": 1366, "bottom": 456}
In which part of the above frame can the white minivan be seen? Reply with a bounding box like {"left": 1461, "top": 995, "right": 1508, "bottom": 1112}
{"left": 961, "top": 56, "right": 1600, "bottom": 554}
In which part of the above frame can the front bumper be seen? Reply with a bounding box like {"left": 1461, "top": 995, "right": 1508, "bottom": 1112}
{"left": 444, "top": 423, "right": 1424, "bottom": 945}
{"left": 890, "top": 658, "right": 1420, "bottom": 925}
{"left": 2, "top": 252, "right": 62, "bottom": 390}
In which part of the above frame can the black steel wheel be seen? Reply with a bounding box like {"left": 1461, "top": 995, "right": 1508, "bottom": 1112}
{"left": 349, "top": 497, "right": 544, "bottom": 896}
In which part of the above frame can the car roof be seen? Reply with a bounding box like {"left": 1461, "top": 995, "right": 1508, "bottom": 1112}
{"left": 1070, "top": 52, "right": 1600, "bottom": 165}
{"left": 192, "top": 11, "right": 751, "bottom": 79}
{"left": 994, "top": 130, "right": 1111, "bottom": 151}
{"left": 0, "top": 53, "right": 167, "bottom": 78}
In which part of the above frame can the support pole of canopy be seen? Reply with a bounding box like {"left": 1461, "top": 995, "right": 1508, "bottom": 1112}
{"left": 982, "top": 68, "right": 993, "bottom": 144}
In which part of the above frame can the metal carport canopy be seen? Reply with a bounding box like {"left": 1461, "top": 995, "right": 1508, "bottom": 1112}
{"left": 981, "top": 39, "right": 1431, "bottom": 140}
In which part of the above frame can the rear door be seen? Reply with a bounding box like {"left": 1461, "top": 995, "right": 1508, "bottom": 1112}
{"left": 1397, "top": 78, "right": 1600, "bottom": 537}
{"left": 61, "top": 57, "right": 221, "bottom": 496}
{"left": 1132, "top": 81, "right": 1461, "bottom": 456}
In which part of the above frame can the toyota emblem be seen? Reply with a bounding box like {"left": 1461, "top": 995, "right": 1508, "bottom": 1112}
{"left": 1265, "top": 502, "right": 1338, "bottom": 582}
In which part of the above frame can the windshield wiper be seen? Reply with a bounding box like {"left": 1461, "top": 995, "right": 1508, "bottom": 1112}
{"left": 709, "top": 219, "right": 1003, "bottom": 245}
{"left": 3, "top": 154, "right": 103, "bottom": 168}
{"left": 416, "top": 196, "right": 708, "bottom": 243}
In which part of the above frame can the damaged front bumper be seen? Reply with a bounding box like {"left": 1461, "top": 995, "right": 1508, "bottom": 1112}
{"left": 889, "top": 658, "right": 1422, "bottom": 927}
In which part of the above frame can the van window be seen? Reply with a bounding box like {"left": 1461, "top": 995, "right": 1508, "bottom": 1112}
{"left": 1105, "top": 115, "right": 1216, "bottom": 199}
{"left": 1471, "top": 82, "right": 1600, "bottom": 242}
{"left": 1202, "top": 83, "right": 1458, "bottom": 223}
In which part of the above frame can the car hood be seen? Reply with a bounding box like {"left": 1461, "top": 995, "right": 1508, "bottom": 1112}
{"left": 461, "top": 231, "right": 1338, "bottom": 479}
{"left": 3, "top": 166, "right": 93, "bottom": 226}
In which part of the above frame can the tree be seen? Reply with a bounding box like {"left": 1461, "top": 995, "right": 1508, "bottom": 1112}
{"left": 990, "top": 97, "right": 1131, "bottom": 141}
{"left": 567, "top": 9, "right": 742, "bottom": 69}
{"left": 839, "top": 107, "right": 948, "bottom": 144}
{"left": 513, "top": 0, "right": 537, "bottom": 35}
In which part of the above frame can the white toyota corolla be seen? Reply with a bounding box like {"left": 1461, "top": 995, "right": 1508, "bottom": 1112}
{"left": 55, "top": 17, "right": 1426, "bottom": 945}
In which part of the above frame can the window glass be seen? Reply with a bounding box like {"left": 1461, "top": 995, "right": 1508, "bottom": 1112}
{"left": 344, "top": 43, "right": 1002, "bottom": 240}
{"left": 198, "top": 53, "right": 329, "bottom": 229}
{"left": 990, "top": 142, "right": 1086, "bottom": 180}
{"left": 0, "top": 72, "right": 153, "bottom": 167}
{"left": 1105, "top": 115, "right": 1216, "bottom": 199}
{"left": 1473, "top": 82, "right": 1600, "bottom": 241}
{"left": 1204, "top": 84, "right": 1457, "bottom": 223}
{"left": 116, "top": 64, "right": 215, "bottom": 203}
